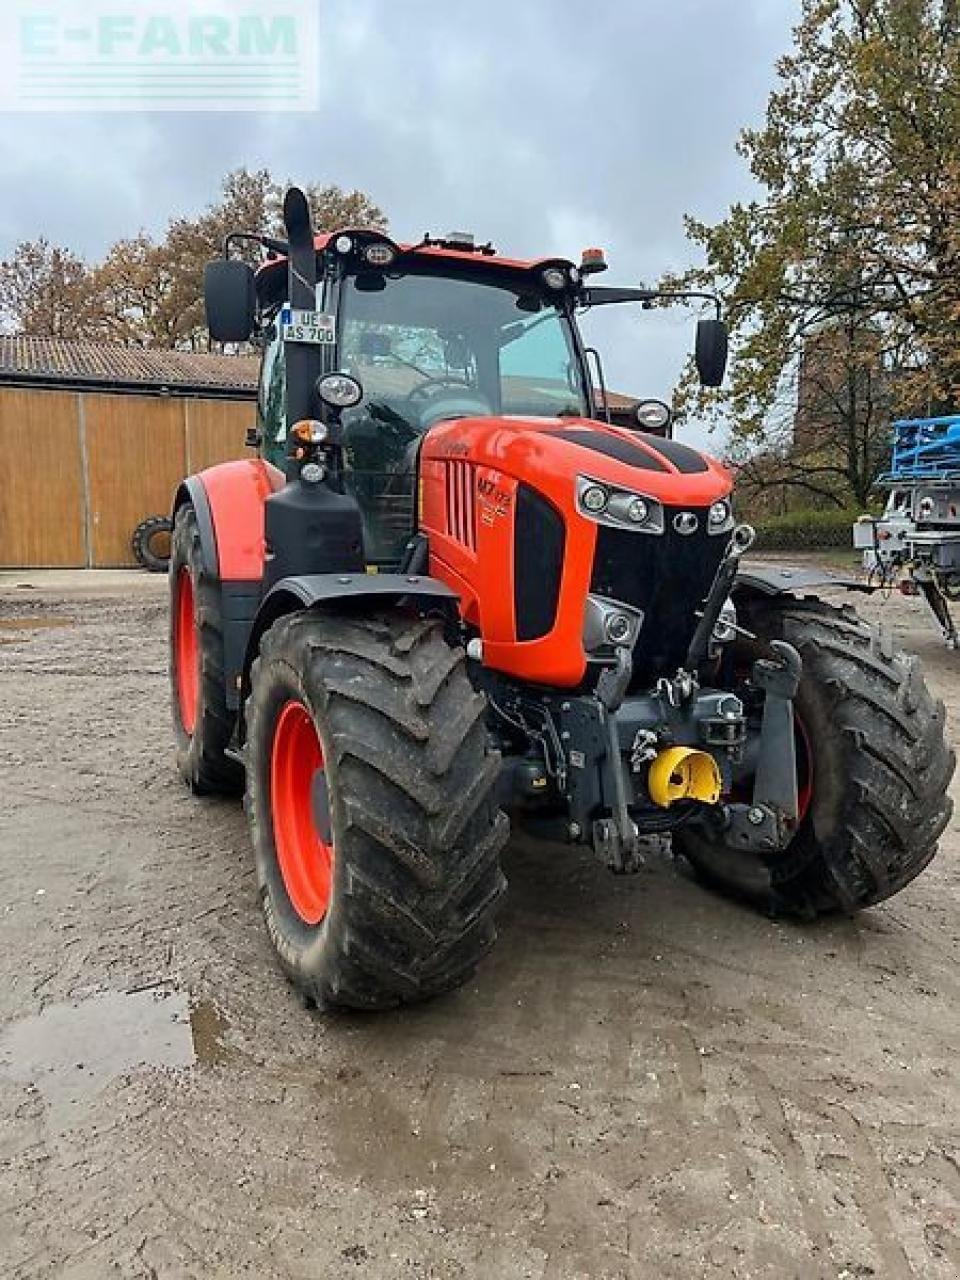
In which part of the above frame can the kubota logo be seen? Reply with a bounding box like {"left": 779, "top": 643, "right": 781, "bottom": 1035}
{"left": 1, "top": 0, "right": 319, "bottom": 112}
{"left": 673, "top": 511, "right": 699, "bottom": 535}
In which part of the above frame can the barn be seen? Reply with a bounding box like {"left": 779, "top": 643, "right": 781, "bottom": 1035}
{"left": 0, "top": 335, "right": 647, "bottom": 569}
{"left": 0, "top": 337, "right": 257, "bottom": 568}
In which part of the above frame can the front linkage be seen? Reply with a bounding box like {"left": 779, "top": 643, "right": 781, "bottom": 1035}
{"left": 491, "top": 524, "right": 803, "bottom": 873}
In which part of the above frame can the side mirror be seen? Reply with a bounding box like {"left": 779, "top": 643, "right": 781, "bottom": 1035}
{"left": 695, "top": 317, "right": 728, "bottom": 388}
{"left": 204, "top": 259, "right": 256, "bottom": 343}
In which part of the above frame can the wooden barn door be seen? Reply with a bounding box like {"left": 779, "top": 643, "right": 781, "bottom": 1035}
{"left": 84, "top": 394, "right": 186, "bottom": 567}
{"left": 0, "top": 388, "right": 86, "bottom": 567}
{"left": 185, "top": 398, "right": 253, "bottom": 472}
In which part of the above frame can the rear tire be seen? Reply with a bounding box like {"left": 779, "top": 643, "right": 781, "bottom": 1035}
{"left": 676, "top": 597, "right": 955, "bottom": 917}
{"left": 169, "top": 504, "right": 243, "bottom": 796}
{"left": 245, "top": 609, "right": 510, "bottom": 1009}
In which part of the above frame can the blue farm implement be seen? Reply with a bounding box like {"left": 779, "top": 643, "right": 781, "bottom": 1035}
{"left": 855, "top": 415, "right": 960, "bottom": 647}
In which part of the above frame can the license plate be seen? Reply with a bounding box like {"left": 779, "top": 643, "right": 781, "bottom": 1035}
{"left": 281, "top": 310, "right": 335, "bottom": 345}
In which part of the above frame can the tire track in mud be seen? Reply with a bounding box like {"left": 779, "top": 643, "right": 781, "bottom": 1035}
{"left": 739, "top": 1061, "right": 834, "bottom": 1265}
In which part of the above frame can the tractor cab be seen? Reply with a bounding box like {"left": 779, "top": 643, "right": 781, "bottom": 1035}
{"left": 250, "top": 230, "right": 592, "bottom": 565}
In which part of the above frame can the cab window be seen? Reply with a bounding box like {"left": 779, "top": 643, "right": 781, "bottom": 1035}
{"left": 258, "top": 320, "right": 286, "bottom": 468}
{"left": 499, "top": 310, "right": 584, "bottom": 416}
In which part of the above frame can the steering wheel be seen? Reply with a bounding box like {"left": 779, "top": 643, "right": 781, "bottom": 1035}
{"left": 405, "top": 376, "right": 493, "bottom": 430}
{"left": 406, "top": 376, "right": 476, "bottom": 407}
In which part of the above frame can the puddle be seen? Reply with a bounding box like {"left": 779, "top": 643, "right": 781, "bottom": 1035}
{"left": 189, "top": 998, "right": 231, "bottom": 1065}
{"left": 0, "top": 987, "right": 230, "bottom": 1132}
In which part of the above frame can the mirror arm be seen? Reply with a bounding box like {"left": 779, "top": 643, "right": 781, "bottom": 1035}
{"left": 222, "top": 231, "right": 290, "bottom": 260}
{"left": 582, "top": 285, "right": 722, "bottom": 319}
{"left": 651, "top": 290, "right": 722, "bottom": 320}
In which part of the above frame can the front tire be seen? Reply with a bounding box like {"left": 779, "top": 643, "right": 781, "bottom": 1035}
{"left": 245, "top": 609, "right": 509, "bottom": 1009}
{"left": 676, "top": 597, "right": 955, "bottom": 917}
{"left": 169, "top": 504, "right": 243, "bottom": 795}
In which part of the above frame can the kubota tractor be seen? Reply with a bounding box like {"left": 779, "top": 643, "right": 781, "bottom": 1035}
{"left": 169, "top": 188, "right": 954, "bottom": 1010}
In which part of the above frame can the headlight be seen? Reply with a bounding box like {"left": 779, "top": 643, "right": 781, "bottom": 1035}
{"left": 582, "top": 593, "right": 644, "bottom": 652}
{"left": 708, "top": 499, "right": 733, "bottom": 533}
{"left": 580, "top": 483, "right": 609, "bottom": 513}
{"left": 604, "top": 612, "right": 634, "bottom": 644}
{"left": 334, "top": 234, "right": 353, "bottom": 255}
{"left": 317, "top": 372, "right": 363, "bottom": 408}
{"left": 577, "top": 476, "right": 664, "bottom": 534}
{"left": 542, "top": 266, "right": 567, "bottom": 291}
{"left": 364, "top": 241, "right": 396, "bottom": 267}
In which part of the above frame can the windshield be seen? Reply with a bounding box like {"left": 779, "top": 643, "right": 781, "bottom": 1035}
{"left": 334, "top": 267, "right": 587, "bottom": 565}
{"left": 339, "top": 268, "right": 588, "bottom": 424}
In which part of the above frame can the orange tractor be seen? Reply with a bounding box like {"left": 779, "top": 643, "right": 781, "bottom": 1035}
{"left": 169, "top": 188, "right": 954, "bottom": 1009}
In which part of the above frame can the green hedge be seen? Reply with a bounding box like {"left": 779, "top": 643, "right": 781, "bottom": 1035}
{"left": 751, "top": 508, "right": 863, "bottom": 551}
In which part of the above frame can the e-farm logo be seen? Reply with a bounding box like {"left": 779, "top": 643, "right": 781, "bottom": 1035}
{"left": 0, "top": 1, "right": 319, "bottom": 111}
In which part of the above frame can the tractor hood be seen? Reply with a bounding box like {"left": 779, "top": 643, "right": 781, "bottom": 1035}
{"left": 420, "top": 415, "right": 731, "bottom": 508}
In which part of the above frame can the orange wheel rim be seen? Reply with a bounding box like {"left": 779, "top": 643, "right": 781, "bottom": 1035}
{"left": 175, "top": 568, "right": 199, "bottom": 735}
{"left": 795, "top": 713, "right": 813, "bottom": 823}
{"left": 270, "top": 700, "right": 334, "bottom": 924}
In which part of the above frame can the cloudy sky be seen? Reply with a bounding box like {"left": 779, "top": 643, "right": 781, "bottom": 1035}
{"left": 0, "top": 0, "right": 799, "bottom": 448}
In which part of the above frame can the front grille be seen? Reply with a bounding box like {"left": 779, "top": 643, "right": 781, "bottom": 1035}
{"left": 590, "top": 508, "right": 725, "bottom": 683}
{"left": 444, "top": 460, "right": 476, "bottom": 551}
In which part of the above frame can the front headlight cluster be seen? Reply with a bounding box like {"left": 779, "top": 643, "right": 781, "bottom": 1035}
{"left": 575, "top": 475, "right": 665, "bottom": 534}
{"left": 707, "top": 498, "right": 734, "bottom": 535}
{"left": 332, "top": 234, "right": 399, "bottom": 269}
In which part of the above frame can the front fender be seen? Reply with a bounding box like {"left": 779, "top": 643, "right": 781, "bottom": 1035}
{"left": 734, "top": 564, "right": 867, "bottom": 599}
{"left": 239, "top": 572, "right": 461, "bottom": 721}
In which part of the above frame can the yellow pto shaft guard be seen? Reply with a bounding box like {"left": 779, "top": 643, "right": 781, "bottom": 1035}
{"left": 648, "top": 746, "right": 722, "bottom": 807}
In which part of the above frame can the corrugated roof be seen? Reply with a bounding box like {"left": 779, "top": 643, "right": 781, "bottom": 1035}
{"left": 0, "top": 334, "right": 642, "bottom": 409}
{"left": 597, "top": 389, "right": 640, "bottom": 410}
{"left": 0, "top": 335, "right": 258, "bottom": 392}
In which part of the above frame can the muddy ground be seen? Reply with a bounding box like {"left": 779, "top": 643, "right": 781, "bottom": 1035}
{"left": 1, "top": 561, "right": 958, "bottom": 1279}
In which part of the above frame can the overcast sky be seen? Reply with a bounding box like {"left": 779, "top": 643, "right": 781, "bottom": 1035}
{"left": 0, "top": 0, "right": 798, "bottom": 449}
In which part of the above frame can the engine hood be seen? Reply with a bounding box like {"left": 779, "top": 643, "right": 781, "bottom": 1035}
{"left": 421, "top": 415, "right": 731, "bottom": 507}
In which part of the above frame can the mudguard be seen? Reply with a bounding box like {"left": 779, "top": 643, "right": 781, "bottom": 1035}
{"left": 734, "top": 564, "right": 867, "bottom": 598}
{"left": 172, "top": 458, "right": 284, "bottom": 581}
{"left": 173, "top": 474, "right": 219, "bottom": 576}
{"left": 172, "top": 459, "right": 284, "bottom": 712}
{"left": 239, "top": 572, "right": 461, "bottom": 714}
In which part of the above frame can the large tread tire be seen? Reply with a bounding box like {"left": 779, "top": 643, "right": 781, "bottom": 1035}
{"left": 132, "top": 514, "right": 173, "bottom": 573}
{"left": 676, "top": 597, "right": 955, "bottom": 917}
{"left": 169, "top": 504, "right": 244, "bottom": 796}
{"left": 245, "top": 609, "right": 510, "bottom": 1009}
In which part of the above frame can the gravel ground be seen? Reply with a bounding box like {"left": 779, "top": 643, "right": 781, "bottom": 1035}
{"left": 1, "top": 562, "right": 958, "bottom": 1279}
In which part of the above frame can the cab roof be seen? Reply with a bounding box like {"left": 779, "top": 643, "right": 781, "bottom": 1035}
{"left": 255, "top": 227, "right": 575, "bottom": 278}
